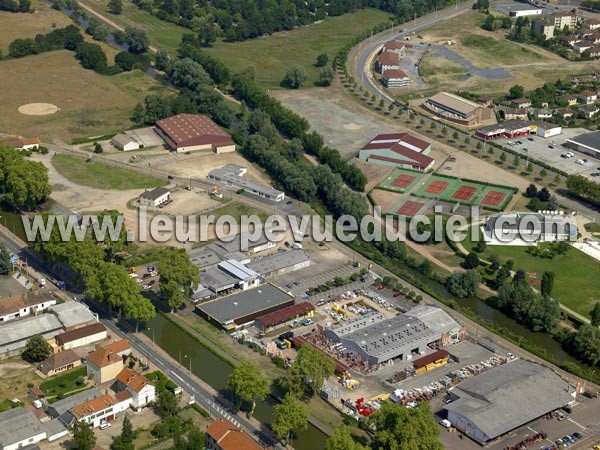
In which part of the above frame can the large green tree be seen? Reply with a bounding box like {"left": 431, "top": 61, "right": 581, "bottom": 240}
{"left": 125, "top": 26, "right": 149, "bottom": 53}
{"left": 157, "top": 248, "right": 199, "bottom": 312}
{"left": 0, "top": 144, "right": 51, "bottom": 208}
{"left": 446, "top": 270, "right": 480, "bottom": 298}
{"left": 111, "top": 413, "right": 134, "bottom": 450}
{"left": 0, "top": 243, "right": 11, "bottom": 274}
{"left": 571, "top": 324, "right": 600, "bottom": 366}
{"left": 171, "top": 427, "right": 204, "bottom": 450}
{"left": 108, "top": 0, "right": 122, "bottom": 14}
{"left": 325, "top": 427, "right": 368, "bottom": 450}
{"left": 283, "top": 344, "right": 335, "bottom": 397}
{"left": 284, "top": 65, "right": 307, "bottom": 89}
{"left": 272, "top": 394, "right": 309, "bottom": 445}
{"left": 541, "top": 270, "right": 555, "bottom": 298}
{"left": 75, "top": 42, "right": 107, "bottom": 71}
{"left": 372, "top": 402, "right": 444, "bottom": 450}
{"left": 72, "top": 422, "right": 96, "bottom": 450}
{"left": 227, "top": 361, "right": 270, "bottom": 415}
{"left": 22, "top": 334, "right": 52, "bottom": 363}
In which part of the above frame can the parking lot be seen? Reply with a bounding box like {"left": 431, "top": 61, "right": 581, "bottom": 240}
{"left": 497, "top": 129, "right": 600, "bottom": 179}
{"left": 435, "top": 390, "right": 600, "bottom": 450}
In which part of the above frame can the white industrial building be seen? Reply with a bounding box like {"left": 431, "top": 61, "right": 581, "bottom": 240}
{"left": 0, "top": 407, "right": 47, "bottom": 450}
{"left": 483, "top": 212, "right": 577, "bottom": 245}
{"left": 53, "top": 322, "right": 108, "bottom": 351}
{"left": 139, "top": 187, "right": 171, "bottom": 207}
{"left": 535, "top": 122, "right": 562, "bottom": 138}
{"left": 209, "top": 164, "right": 285, "bottom": 202}
{"left": 111, "top": 133, "right": 140, "bottom": 151}
{"left": 247, "top": 250, "right": 311, "bottom": 279}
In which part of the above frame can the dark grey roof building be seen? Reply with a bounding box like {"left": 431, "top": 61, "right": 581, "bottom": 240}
{"left": 445, "top": 360, "right": 574, "bottom": 443}
{"left": 46, "top": 387, "right": 101, "bottom": 418}
{"left": 567, "top": 130, "right": 600, "bottom": 157}
{"left": 323, "top": 312, "right": 440, "bottom": 365}
{"left": 0, "top": 407, "right": 47, "bottom": 449}
{"left": 195, "top": 284, "right": 294, "bottom": 331}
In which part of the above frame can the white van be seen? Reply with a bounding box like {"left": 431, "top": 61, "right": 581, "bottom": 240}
{"left": 99, "top": 422, "right": 112, "bottom": 430}
{"left": 440, "top": 419, "right": 452, "bottom": 429}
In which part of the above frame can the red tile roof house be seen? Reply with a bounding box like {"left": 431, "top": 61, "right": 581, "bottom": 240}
{"left": 114, "top": 367, "right": 155, "bottom": 409}
{"left": 155, "top": 113, "right": 235, "bottom": 154}
{"left": 381, "top": 40, "right": 406, "bottom": 56}
{"left": 205, "top": 419, "right": 266, "bottom": 450}
{"left": 382, "top": 69, "right": 411, "bottom": 88}
{"left": 376, "top": 51, "right": 400, "bottom": 74}
{"left": 358, "top": 133, "right": 435, "bottom": 172}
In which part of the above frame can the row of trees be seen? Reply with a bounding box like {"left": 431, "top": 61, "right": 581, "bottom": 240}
{"left": 0, "top": 144, "right": 51, "bottom": 208}
{"left": 567, "top": 174, "right": 600, "bottom": 204}
{"left": 8, "top": 24, "right": 83, "bottom": 58}
{"left": 31, "top": 212, "right": 155, "bottom": 327}
{"left": 0, "top": 0, "right": 30, "bottom": 12}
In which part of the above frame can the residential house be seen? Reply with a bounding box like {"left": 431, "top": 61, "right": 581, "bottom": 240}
{"left": 47, "top": 388, "right": 101, "bottom": 419}
{"left": 382, "top": 69, "right": 410, "bottom": 88}
{"left": 0, "top": 407, "right": 47, "bottom": 450}
{"left": 586, "top": 18, "right": 600, "bottom": 29}
{"left": 139, "top": 187, "right": 171, "bottom": 207}
{"left": 559, "top": 94, "right": 578, "bottom": 106}
{"left": 376, "top": 51, "right": 400, "bottom": 73}
{"left": 552, "top": 12, "right": 578, "bottom": 29}
{"left": 573, "top": 40, "right": 592, "bottom": 53}
{"left": 51, "top": 322, "right": 107, "bottom": 352}
{"left": 111, "top": 134, "right": 140, "bottom": 151}
{"left": 114, "top": 368, "right": 156, "bottom": 409}
{"left": 381, "top": 40, "right": 406, "bottom": 56}
{"left": 104, "top": 339, "right": 131, "bottom": 357}
{"left": 587, "top": 32, "right": 600, "bottom": 43}
{"left": 38, "top": 349, "right": 82, "bottom": 376}
{"left": 205, "top": 419, "right": 265, "bottom": 450}
{"left": 579, "top": 103, "right": 600, "bottom": 118}
{"left": 0, "top": 292, "right": 57, "bottom": 323}
{"left": 554, "top": 108, "right": 574, "bottom": 120}
{"left": 501, "top": 107, "right": 529, "bottom": 120}
{"left": 0, "top": 135, "right": 40, "bottom": 151}
{"left": 534, "top": 108, "right": 553, "bottom": 119}
{"left": 584, "top": 46, "right": 600, "bottom": 57}
{"left": 59, "top": 394, "right": 130, "bottom": 428}
{"left": 86, "top": 346, "right": 123, "bottom": 384}
{"left": 560, "top": 35, "right": 579, "bottom": 46}
{"left": 510, "top": 98, "right": 532, "bottom": 109}
{"left": 578, "top": 90, "right": 597, "bottom": 104}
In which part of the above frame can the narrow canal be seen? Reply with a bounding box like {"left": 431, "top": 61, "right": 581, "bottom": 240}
{"left": 143, "top": 314, "right": 328, "bottom": 450}
{"left": 0, "top": 202, "right": 26, "bottom": 241}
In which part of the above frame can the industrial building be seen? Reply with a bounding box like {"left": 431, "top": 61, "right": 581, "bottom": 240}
{"left": 475, "top": 120, "right": 534, "bottom": 140}
{"left": 139, "top": 187, "right": 171, "bottom": 207}
{"left": 51, "top": 322, "right": 108, "bottom": 351}
{"left": 535, "top": 122, "right": 562, "bottom": 138}
{"left": 358, "top": 133, "right": 435, "bottom": 172}
{"left": 255, "top": 302, "right": 315, "bottom": 330}
{"left": 155, "top": 113, "right": 235, "bottom": 153}
{"left": 445, "top": 360, "right": 575, "bottom": 444}
{"left": 209, "top": 164, "right": 285, "bottom": 202}
{"left": 405, "top": 305, "right": 465, "bottom": 345}
{"left": 566, "top": 130, "right": 600, "bottom": 158}
{"left": 247, "top": 250, "right": 310, "bottom": 279}
{"left": 423, "top": 92, "right": 488, "bottom": 126}
{"left": 0, "top": 407, "right": 47, "bottom": 450}
{"left": 196, "top": 284, "right": 294, "bottom": 331}
{"left": 483, "top": 212, "right": 577, "bottom": 244}
{"left": 0, "top": 291, "right": 58, "bottom": 323}
{"left": 111, "top": 133, "right": 140, "bottom": 151}
{"left": 323, "top": 312, "right": 441, "bottom": 365}
{"left": 496, "top": 2, "right": 542, "bottom": 17}
{"left": 199, "top": 260, "right": 260, "bottom": 295}
{"left": 47, "top": 388, "right": 102, "bottom": 419}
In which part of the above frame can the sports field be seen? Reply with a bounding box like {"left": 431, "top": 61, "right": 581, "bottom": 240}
{"left": 378, "top": 168, "right": 425, "bottom": 193}
{"left": 414, "top": 174, "right": 515, "bottom": 210}
{"left": 396, "top": 200, "right": 425, "bottom": 217}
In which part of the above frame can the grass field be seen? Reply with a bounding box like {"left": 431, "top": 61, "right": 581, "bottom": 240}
{"left": 205, "top": 8, "right": 393, "bottom": 89}
{"left": 414, "top": 174, "right": 515, "bottom": 210}
{"left": 377, "top": 167, "right": 425, "bottom": 193}
{"left": 39, "top": 366, "right": 88, "bottom": 399}
{"left": 419, "top": 10, "right": 562, "bottom": 69}
{"left": 81, "top": 0, "right": 187, "bottom": 52}
{"left": 0, "top": 50, "right": 170, "bottom": 141}
{"left": 52, "top": 154, "right": 165, "bottom": 189}
{"left": 464, "top": 234, "right": 600, "bottom": 318}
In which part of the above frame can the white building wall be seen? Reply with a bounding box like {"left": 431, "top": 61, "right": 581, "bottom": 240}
{"left": 4, "top": 432, "right": 47, "bottom": 450}
{"left": 132, "top": 384, "right": 156, "bottom": 408}
{"left": 63, "top": 330, "right": 108, "bottom": 350}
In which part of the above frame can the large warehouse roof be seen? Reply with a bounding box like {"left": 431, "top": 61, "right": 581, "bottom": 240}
{"left": 428, "top": 92, "right": 481, "bottom": 116}
{"left": 327, "top": 312, "right": 439, "bottom": 362}
{"left": 0, "top": 407, "right": 46, "bottom": 449}
{"left": 49, "top": 302, "right": 97, "bottom": 329}
{"left": 247, "top": 250, "right": 310, "bottom": 276}
{"left": 404, "top": 305, "right": 460, "bottom": 334}
{"left": 567, "top": 130, "right": 600, "bottom": 153}
{"left": 156, "top": 113, "right": 234, "bottom": 149}
{"left": 197, "top": 284, "right": 293, "bottom": 325}
{"left": 0, "top": 314, "right": 63, "bottom": 353}
{"left": 446, "top": 360, "right": 574, "bottom": 442}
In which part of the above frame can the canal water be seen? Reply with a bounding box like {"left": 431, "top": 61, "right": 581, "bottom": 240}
{"left": 144, "top": 314, "right": 327, "bottom": 450}
{"left": 0, "top": 202, "right": 26, "bottom": 241}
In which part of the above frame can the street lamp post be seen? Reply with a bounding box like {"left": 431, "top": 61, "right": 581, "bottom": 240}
{"left": 147, "top": 327, "right": 154, "bottom": 344}
{"left": 184, "top": 354, "right": 191, "bottom": 372}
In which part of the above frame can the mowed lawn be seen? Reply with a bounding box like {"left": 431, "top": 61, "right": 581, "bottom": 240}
{"left": 206, "top": 8, "right": 393, "bottom": 89}
{"left": 419, "top": 10, "right": 562, "bottom": 68}
{"left": 80, "top": 0, "right": 187, "bottom": 52}
{"left": 0, "top": 50, "right": 171, "bottom": 141}
{"left": 464, "top": 234, "right": 600, "bottom": 318}
{"left": 52, "top": 154, "right": 165, "bottom": 190}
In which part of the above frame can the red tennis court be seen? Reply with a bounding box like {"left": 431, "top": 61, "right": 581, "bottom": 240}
{"left": 397, "top": 200, "right": 424, "bottom": 217}
{"left": 391, "top": 174, "right": 416, "bottom": 189}
{"left": 452, "top": 185, "right": 478, "bottom": 201}
{"left": 424, "top": 180, "right": 449, "bottom": 195}
{"left": 482, "top": 190, "right": 507, "bottom": 207}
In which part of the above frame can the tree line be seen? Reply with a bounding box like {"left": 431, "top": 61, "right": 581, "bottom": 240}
{"left": 0, "top": 144, "right": 51, "bottom": 209}
{"left": 567, "top": 174, "right": 600, "bottom": 204}
{"left": 0, "top": 0, "right": 29, "bottom": 12}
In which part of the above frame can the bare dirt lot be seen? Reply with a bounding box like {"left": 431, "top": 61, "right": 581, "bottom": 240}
{"left": 158, "top": 151, "right": 272, "bottom": 185}
{"left": 371, "top": 189, "right": 407, "bottom": 213}
{"left": 0, "top": 51, "right": 169, "bottom": 142}
{"left": 149, "top": 188, "right": 220, "bottom": 215}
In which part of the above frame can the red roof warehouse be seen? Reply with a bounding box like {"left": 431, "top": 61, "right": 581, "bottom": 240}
{"left": 155, "top": 113, "right": 236, "bottom": 153}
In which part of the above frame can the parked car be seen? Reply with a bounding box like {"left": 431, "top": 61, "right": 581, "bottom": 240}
{"left": 149, "top": 280, "right": 156, "bottom": 286}
{"left": 99, "top": 422, "right": 112, "bottom": 430}
{"left": 147, "top": 265, "right": 155, "bottom": 272}
{"left": 143, "top": 273, "right": 151, "bottom": 279}
{"left": 572, "top": 432, "right": 582, "bottom": 441}
{"left": 302, "top": 318, "right": 314, "bottom": 326}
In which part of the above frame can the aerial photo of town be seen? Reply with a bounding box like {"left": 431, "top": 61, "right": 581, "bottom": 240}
{"left": 1, "top": 0, "right": 600, "bottom": 448}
